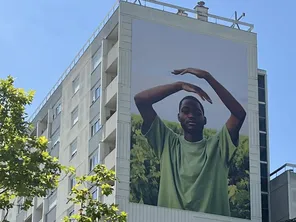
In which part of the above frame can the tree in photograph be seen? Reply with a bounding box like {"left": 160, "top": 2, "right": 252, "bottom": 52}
{"left": 130, "top": 114, "right": 250, "bottom": 219}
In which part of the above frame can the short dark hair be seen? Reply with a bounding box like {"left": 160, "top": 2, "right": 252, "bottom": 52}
{"left": 178, "top": 96, "right": 204, "bottom": 114}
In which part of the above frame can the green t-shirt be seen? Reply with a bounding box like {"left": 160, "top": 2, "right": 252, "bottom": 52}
{"left": 143, "top": 115, "right": 237, "bottom": 216}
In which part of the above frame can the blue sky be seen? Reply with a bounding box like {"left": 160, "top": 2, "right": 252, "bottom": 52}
{"left": 0, "top": 0, "right": 295, "bottom": 172}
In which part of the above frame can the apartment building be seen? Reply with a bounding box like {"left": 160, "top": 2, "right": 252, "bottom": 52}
{"left": 3, "top": 1, "right": 270, "bottom": 222}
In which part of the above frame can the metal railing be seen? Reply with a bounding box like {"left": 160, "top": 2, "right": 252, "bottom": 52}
{"left": 270, "top": 163, "right": 296, "bottom": 179}
{"left": 28, "top": 0, "right": 120, "bottom": 123}
{"left": 125, "top": 0, "right": 254, "bottom": 32}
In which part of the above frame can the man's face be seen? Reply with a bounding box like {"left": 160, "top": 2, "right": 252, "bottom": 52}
{"left": 178, "top": 99, "right": 205, "bottom": 133}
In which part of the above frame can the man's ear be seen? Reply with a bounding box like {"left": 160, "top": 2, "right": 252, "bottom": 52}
{"left": 178, "top": 113, "right": 181, "bottom": 122}
{"left": 204, "top": 116, "right": 207, "bottom": 125}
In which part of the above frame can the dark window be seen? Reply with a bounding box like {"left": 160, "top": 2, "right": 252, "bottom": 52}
{"left": 258, "top": 75, "right": 265, "bottom": 89}
{"left": 261, "top": 193, "right": 268, "bottom": 209}
{"left": 260, "top": 133, "right": 267, "bottom": 147}
{"left": 258, "top": 88, "right": 266, "bottom": 102}
{"left": 259, "top": 104, "right": 266, "bottom": 118}
{"left": 262, "top": 208, "right": 269, "bottom": 222}
{"left": 261, "top": 177, "right": 268, "bottom": 192}
{"left": 260, "top": 147, "right": 267, "bottom": 162}
{"left": 261, "top": 163, "right": 268, "bottom": 176}
{"left": 259, "top": 117, "right": 266, "bottom": 132}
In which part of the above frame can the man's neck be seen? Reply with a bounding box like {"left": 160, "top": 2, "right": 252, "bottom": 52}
{"left": 184, "top": 132, "right": 203, "bottom": 142}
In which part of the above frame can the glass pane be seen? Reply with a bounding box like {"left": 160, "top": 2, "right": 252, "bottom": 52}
{"left": 258, "top": 88, "right": 266, "bottom": 102}
{"left": 261, "top": 177, "right": 268, "bottom": 192}
{"left": 259, "top": 117, "right": 266, "bottom": 132}
{"left": 262, "top": 208, "right": 269, "bottom": 222}
{"left": 260, "top": 163, "right": 268, "bottom": 176}
{"left": 260, "top": 147, "right": 267, "bottom": 162}
{"left": 261, "top": 193, "right": 268, "bottom": 209}
{"left": 260, "top": 133, "right": 267, "bottom": 147}
{"left": 259, "top": 104, "right": 266, "bottom": 118}
{"left": 258, "top": 75, "right": 265, "bottom": 88}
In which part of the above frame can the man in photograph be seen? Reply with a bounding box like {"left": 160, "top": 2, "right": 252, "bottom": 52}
{"left": 134, "top": 68, "right": 246, "bottom": 216}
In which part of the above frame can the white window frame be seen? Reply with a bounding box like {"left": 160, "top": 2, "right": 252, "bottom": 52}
{"left": 89, "top": 151, "right": 99, "bottom": 172}
{"left": 55, "top": 103, "right": 62, "bottom": 116}
{"left": 71, "top": 107, "right": 79, "bottom": 126}
{"left": 92, "top": 47, "right": 102, "bottom": 71}
{"left": 91, "top": 186, "right": 98, "bottom": 200}
{"left": 92, "top": 86, "right": 101, "bottom": 103}
{"left": 91, "top": 120, "right": 101, "bottom": 136}
{"left": 69, "top": 176, "right": 76, "bottom": 192}
{"left": 70, "top": 138, "right": 77, "bottom": 158}
{"left": 72, "top": 76, "right": 80, "bottom": 95}
{"left": 52, "top": 137, "right": 60, "bottom": 151}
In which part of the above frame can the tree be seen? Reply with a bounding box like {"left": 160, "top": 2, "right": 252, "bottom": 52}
{"left": 0, "top": 76, "right": 62, "bottom": 221}
{"left": 64, "top": 165, "right": 127, "bottom": 222}
{"left": 0, "top": 76, "right": 127, "bottom": 222}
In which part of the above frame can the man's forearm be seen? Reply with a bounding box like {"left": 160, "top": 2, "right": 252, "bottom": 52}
{"left": 205, "top": 74, "right": 246, "bottom": 120}
{"left": 134, "top": 82, "right": 183, "bottom": 106}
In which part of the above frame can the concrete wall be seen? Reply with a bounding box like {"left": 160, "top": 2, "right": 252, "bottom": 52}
{"left": 116, "top": 2, "right": 261, "bottom": 222}
{"left": 289, "top": 172, "right": 296, "bottom": 219}
{"left": 270, "top": 172, "right": 289, "bottom": 222}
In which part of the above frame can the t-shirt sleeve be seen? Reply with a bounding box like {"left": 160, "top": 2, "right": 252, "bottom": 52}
{"left": 141, "top": 115, "right": 176, "bottom": 159}
{"left": 218, "top": 124, "right": 238, "bottom": 166}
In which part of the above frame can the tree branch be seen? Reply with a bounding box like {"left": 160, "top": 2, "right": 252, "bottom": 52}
{"left": 0, "top": 188, "right": 8, "bottom": 195}
{"left": 2, "top": 208, "right": 9, "bottom": 222}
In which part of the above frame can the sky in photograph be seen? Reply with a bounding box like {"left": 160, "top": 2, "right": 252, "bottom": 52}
{"left": 130, "top": 19, "right": 249, "bottom": 135}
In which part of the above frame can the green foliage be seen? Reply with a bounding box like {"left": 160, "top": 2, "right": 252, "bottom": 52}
{"left": 64, "top": 165, "right": 127, "bottom": 222}
{"left": 0, "top": 76, "right": 62, "bottom": 218}
{"left": 130, "top": 114, "right": 250, "bottom": 219}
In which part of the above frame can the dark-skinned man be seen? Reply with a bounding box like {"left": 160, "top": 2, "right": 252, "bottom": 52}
{"left": 134, "top": 68, "right": 246, "bottom": 216}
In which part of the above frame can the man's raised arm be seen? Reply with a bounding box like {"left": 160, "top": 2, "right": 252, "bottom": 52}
{"left": 134, "top": 82, "right": 183, "bottom": 133}
{"left": 172, "top": 68, "right": 246, "bottom": 146}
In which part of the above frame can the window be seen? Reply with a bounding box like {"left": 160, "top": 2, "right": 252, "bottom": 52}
{"left": 68, "top": 206, "right": 74, "bottom": 221}
{"left": 17, "top": 198, "right": 23, "bottom": 214}
{"left": 92, "top": 86, "right": 101, "bottom": 103}
{"left": 71, "top": 107, "right": 79, "bottom": 126}
{"left": 56, "top": 103, "right": 62, "bottom": 115}
{"left": 69, "top": 176, "right": 76, "bottom": 192}
{"left": 260, "top": 147, "right": 267, "bottom": 162}
{"left": 258, "top": 88, "right": 266, "bottom": 102}
{"left": 91, "top": 120, "right": 101, "bottom": 136}
{"left": 262, "top": 208, "right": 269, "bottom": 222}
{"left": 89, "top": 152, "right": 99, "bottom": 172}
{"left": 70, "top": 138, "right": 77, "bottom": 158}
{"left": 260, "top": 163, "right": 268, "bottom": 176}
{"left": 258, "top": 75, "right": 265, "bottom": 89}
{"left": 261, "top": 177, "right": 268, "bottom": 192}
{"left": 259, "top": 104, "right": 266, "bottom": 118}
{"left": 261, "top": 193, "right": 268, "bottom": 209}
{"left": 259, "top": 117, "right": 266, "bottom": 132}
{"left": 260, "top": 133, "right": 267, "bottom": 147}
{"left": 52, "top": 137, "right": 60, "bottom": 149}
{"left": 72, "top": 76, "right": 80, "bottom": 94}
{"left": 92, "top": 48, "right": 102, "bottom": 70}
{"left": 91, "top": 187, "right": 98, "bottom": 200}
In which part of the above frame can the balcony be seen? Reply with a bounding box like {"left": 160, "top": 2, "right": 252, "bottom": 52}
{"left": 103, "top": 111, "right": 116, "bottom": 142}
{"left": 105, "top": 75, "right": 117, "bottom": 108}
{"left": 106, "top": 41, "right": 118, "bottom": 73}
{"left": 104, "top": 148, "right": 116, "bottom": 170}
{"left": 36, "top": 197, "right": 43, "bottom": 208}
{"left": 103, "top": 191, "right": 115, "bottom": 206}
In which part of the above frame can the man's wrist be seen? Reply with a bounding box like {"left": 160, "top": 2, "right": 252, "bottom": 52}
{"left": 174, "top": 81, "right": 184, "bottom": 91}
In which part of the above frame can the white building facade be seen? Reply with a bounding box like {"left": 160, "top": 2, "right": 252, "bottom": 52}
{"left": 3, "top": 1, "right": 270, "bottom": 222}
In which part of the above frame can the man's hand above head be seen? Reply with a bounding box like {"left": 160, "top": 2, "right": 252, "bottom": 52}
{"left": 172, "top": 68, "right": 211, "bottom": 80}
{"left": 180, "top": 82, "right": 212, "bottom": 104}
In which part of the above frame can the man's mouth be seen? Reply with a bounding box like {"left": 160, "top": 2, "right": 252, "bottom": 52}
{"left": 187, "top": 121, "right": 197, "bottom": 126}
